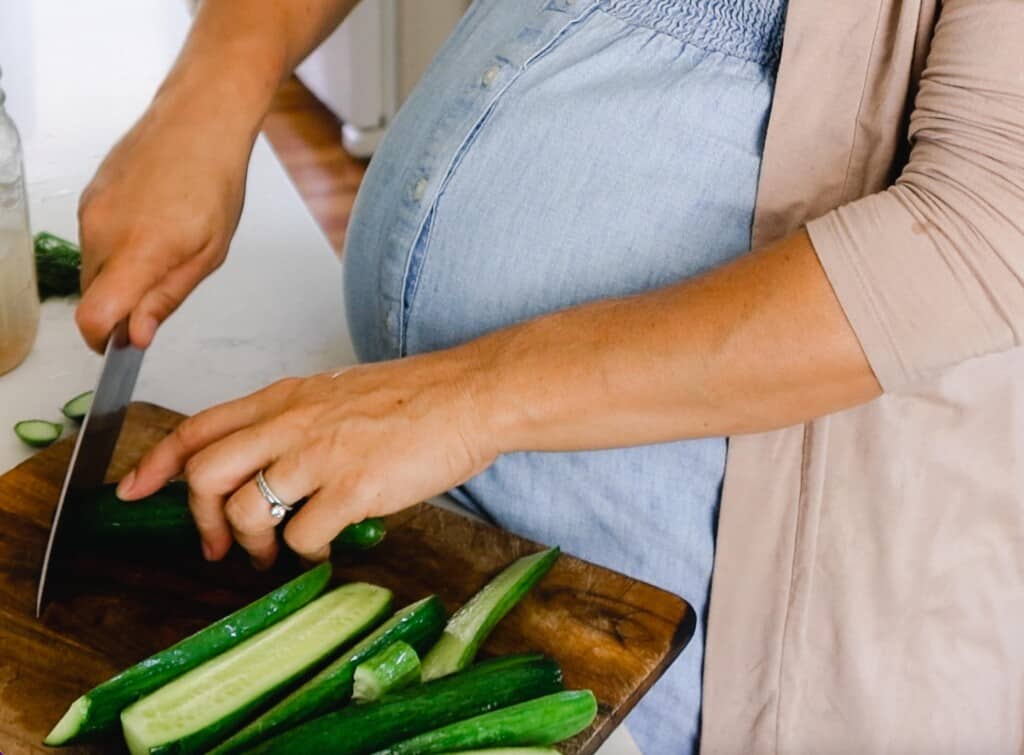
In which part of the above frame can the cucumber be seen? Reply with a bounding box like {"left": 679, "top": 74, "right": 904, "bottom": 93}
{"left": 334, "top": 515, "right": 386, "bottom": 549}
{"left": 353, "top": 641, "right": 421, "bottom": 702}
{"left": 14, "top": 419, "right": 62, "bottom": 448}
{"left": 64, "top": 481, "right": 196, "bottom": 550}
{"left": 208, "top": 595, "right": 446, "bottom": 755}
{"left": 61, "top": 390, "right": 94, "bottom": 422}
{"left": 421, "top": 548, "right": 560, "bottom": 681}
{"left": 34, "top": 231, "right": 82, "bottom": 299}
{"left": 435, "top": 750, "right": 560, "bottom": 754}
{"left": 62, "top": 482, "right": 386, "bottom": 553}
{"left": 121, "top": 582, "right": 393, "bottom": 755}
{"left": 44, "top": 563, "right": 332, "bottom": 746}
{"left": 248, "top": 654, "right": 564, "bottom": 755}
{"left": 373, "top": 690, "right": 597, "bottom": 754}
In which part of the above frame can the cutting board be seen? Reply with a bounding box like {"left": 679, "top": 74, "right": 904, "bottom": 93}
{"left": 0, "top": 402, "right": 694, "bottom": 755}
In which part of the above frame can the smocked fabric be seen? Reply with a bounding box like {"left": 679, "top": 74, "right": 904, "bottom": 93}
{"left": 601, "top": 0, "right": 787, "bottom": 67}
{"left": 342, "top": 1, "right": 786, "bottom": 752}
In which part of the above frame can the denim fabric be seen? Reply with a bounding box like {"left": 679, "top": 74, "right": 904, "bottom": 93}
{"left": 343, "top": 1, "right": 784, "bottom": 751}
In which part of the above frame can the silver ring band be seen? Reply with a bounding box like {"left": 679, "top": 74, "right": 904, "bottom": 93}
{"left": 256, "top": 469, "right": 293, "bottom": 521}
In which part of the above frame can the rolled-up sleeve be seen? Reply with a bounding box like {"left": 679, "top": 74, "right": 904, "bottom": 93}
{"left": 805, "top": 0, "right": 1024, "bottom": 391}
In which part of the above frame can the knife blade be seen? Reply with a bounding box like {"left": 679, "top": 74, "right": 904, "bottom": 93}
{"left": 35, "top": 320, "right": 144, "bottom": 617}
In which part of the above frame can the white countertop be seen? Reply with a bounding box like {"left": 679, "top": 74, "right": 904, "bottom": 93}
{"left": 0, "top": 5, "right": 641, "bottom": 752}
{"left": 0, "top": 1, "right": 356, "bottom": 475}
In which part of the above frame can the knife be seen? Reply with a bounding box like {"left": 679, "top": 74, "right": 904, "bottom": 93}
{"left": 35, "top": 320, "right": 144, "bottom": 617}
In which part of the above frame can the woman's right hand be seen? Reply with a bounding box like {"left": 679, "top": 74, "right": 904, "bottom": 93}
{"left": 75, "top": 93, "right": 255, "bottom": 353}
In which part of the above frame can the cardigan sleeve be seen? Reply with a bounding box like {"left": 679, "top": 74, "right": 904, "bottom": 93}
{"left": 805, "top": 0, "right": 1024, "bottom": 391}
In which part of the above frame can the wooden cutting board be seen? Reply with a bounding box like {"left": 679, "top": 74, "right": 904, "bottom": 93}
{"left": 0, "top": 402, "right": 693, "bottom": 755}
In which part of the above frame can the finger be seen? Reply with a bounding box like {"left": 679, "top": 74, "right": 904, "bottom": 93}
{"left": 181, "top": 420, "right": 291, "bottom": 558}
{"left": 129, "top": 252, "right": 215, "bottom": 349}
{"left": 123, "top": 383, "right": 295, "bottom": 500}
{"left": 225, "top": 457, "right": 317, "bottom": 569}
{"left": 284, "top": 484, "right": 371, "bottom": 562}
{"left": 234, "top": 528, "right": 280, "bottom": 572}
{"left": 189, "top": 486, "right": 233, "bottom": 562}
{"left": 75, "top": 249, "right": 169, "bottom": 353}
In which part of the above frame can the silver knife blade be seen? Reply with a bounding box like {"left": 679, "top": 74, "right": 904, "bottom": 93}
{"left": 35, "top": 320, "right": 144, "bottom": 617}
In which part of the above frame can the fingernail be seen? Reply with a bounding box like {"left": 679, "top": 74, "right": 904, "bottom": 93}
{"left": 201, "top": 540, "right": 213, "bottom": 560}
{"left": 116, "top": 469, "right": 137, "bottom": 499}
{"left": 250, "top": 557, "right": 272, "bottom": 572}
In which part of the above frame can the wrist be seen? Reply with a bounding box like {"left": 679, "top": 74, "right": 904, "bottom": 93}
{"left": 152, "top": 36, "right": 284, "bottom": 147}
{"left": 458, "top": 326, "right": 538, "bottom": 457}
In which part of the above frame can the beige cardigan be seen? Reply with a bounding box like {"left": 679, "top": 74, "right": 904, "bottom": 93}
{"left": 702, "top": 0, "right": 1024, "bottom": 752}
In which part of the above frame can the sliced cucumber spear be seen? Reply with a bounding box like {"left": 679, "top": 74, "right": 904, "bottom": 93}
{"left": 248, "top": 654, "right": 564, "bottom": 755}
{"left": 421, "top": 547, "right": 560, "bottom": 681}
{"left": 374, "top": 690, "right": 598, "bottom": 754}
{"left": 353, "top": 640, "right": 421, "bottom": 702}
{"left": 61, "top": 390, "right": 93, "bottom": 422}
{"left": 45, "top": 563, "right": 332, "bottom": 746}
{"left": 13, "top": 419, "right": 62, "bottom": 448}
{"left": 208, "top": 595, "right": 446, "bottom": 755}
{"left": 120, "top": 582, "right": 393, "bottom": 755}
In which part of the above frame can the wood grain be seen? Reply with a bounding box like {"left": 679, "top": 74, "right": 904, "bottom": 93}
{"left": 262, "top": 77, "right": 367, "bottom": 255}
{"left": 0, "top": 402, "right": 694, "bottom": 755}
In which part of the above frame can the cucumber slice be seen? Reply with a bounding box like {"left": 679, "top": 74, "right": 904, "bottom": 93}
{"left": 208, "top": 595, "right": 446, "bottom": 755}
{"left": 45, "top": 563, "right": 332, "bottom": 746}
{"left": 374, "top": 690, "right": 597, "bottom": 754}
{"left": 353, "top": 641, "right": 421, "bottom": 702}
{"left": 61, "top": 390, "right": 93, "bottom": 422}
{"left": 421, "top": 547, "right": 560, "bottom": 681}
{"left": 13, "top": 419, "right": 63, "bottom": 448}
{"left": 120, "top": 582, "right": 393, "bottom": 755}
{"left": 248, "top": 654, "right": 564, "bottom": 755}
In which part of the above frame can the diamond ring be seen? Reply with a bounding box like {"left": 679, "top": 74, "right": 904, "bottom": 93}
{"left": 256, "top": 469, "right": 293, "bottom": 522}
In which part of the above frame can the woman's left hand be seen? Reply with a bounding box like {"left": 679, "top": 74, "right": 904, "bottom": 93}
{"left": 116, "top": 347, "right": 498, "bottom": 569}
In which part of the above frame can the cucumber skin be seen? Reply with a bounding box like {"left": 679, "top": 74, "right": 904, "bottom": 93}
{"left": 374, "top": 690, "right": 598, "bottom": 754}
{"left": 353, "top": 641, "right": 421, "bottom": 702}
{"left": 208, "top": 596, "right": 446, "bottom": 755}
{"left": 142, "top": 584, "right": 394, "bottom": 755}
{"left": 34, "top": 231, "right": 82, "bottom": 299}
{"left": 434, "top": 750, "right": 560, "bottom": 755}
{"left": 247, "top": 655, "right": 564, "bottom": 755}
{"left": 45, "top": 563, "right": 332, "bottom": 745}
{"left": 65, "top": 482, "right": 385, "bottom": 552}
{"left": 421, "top": 548, "right": 561, "bottom": 681}
{"left": 334, "top": 516, "right": 387, "bottom": 549}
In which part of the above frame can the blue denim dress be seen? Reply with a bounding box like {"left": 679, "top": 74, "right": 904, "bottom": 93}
{"left": 343, "top": 1, "right": 786, "bottom": 751}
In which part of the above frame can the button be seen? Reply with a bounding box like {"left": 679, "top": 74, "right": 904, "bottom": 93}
{"left": 481, "top": 65, "right": 501, "bottom": 88}
{"left": 412, "top": 177, "right": 427, "bottom": 201}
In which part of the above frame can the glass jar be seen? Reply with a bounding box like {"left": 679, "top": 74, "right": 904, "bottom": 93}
{"left": 0, "top": 66, "right": 39, "bottom": 376}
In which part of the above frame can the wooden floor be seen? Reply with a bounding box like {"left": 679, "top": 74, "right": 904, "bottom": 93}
{"left": 262, "top": 77, "right": 367, "bottom": 255}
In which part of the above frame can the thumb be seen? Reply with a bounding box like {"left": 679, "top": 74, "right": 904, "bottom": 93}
{"left": 76, "top": 251, "right": 167, "bottom": 353}
{"left": 128, "top": 253, "right": 216, "bottom": 349}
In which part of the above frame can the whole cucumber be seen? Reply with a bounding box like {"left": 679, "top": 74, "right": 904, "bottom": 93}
{"left": 64, "top": 482, "right": 386, "bottom": 552}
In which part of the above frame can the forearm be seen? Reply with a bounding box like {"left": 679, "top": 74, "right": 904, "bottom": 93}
{"left": 471, "top": 229, "right": 882, "bottom": 453}
{"left": 152, "top": 0, "right": 358, "bottom": 142}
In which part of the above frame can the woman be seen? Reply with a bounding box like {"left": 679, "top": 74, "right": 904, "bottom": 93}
{"left": 75, "top": 0, "right": 1024, "bottom": 752}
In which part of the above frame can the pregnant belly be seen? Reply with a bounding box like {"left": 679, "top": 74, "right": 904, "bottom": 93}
{"left": 343, "top": 7, "right": 774, "bottom": 361}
